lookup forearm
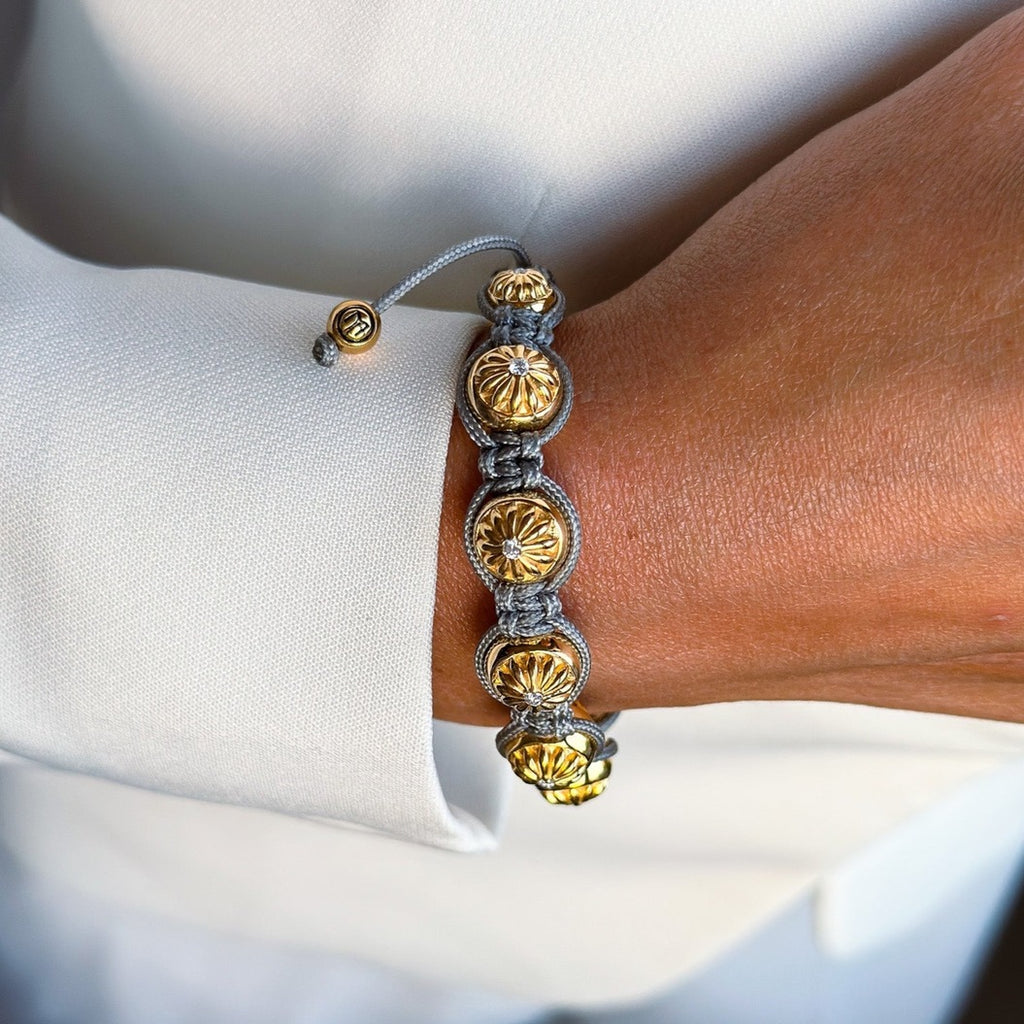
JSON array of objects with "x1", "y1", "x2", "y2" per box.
[
  {"x1": 432, "y1": 7, "x2": 1024, "y2": 726},
  {"x1": 433, "y1": 308, "x2": 1024, "y2": 728},
  {"x1": 432, "y1": 301, "x2": 1024, "y2": 726}
]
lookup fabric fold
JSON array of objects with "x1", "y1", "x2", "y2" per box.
[{"x1": 0, "y1": 216, "x2": 506, "y2": 850}]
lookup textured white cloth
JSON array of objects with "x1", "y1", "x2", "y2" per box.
[
  {"x1": 1, "y1": 838, "x2": 1021, "y2": 1024},
  {"x1": 0, "y1": 216, "x2": 497, "y2": 850},
  {"x1": 3, "y1": 0, "x2": 1024, "y2": 1015}
]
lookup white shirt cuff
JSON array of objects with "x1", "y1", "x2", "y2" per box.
[{"x1": 0, "y1": 216, "x2": 506, "y2": 850}]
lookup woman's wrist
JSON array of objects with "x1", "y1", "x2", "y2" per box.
[
  {"x1": 434, "y1": 8, "x2": 1024, "y2": 727},
  {"x1": 434, "y1": 279, "x2": 1024, "y2": 727},
  {"x1": 430, "y1": 301, "x2": 737, "y2": 725}
]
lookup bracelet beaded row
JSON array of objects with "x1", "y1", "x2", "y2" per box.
[
  {"x1": 313, "y1": 238, "x2": 617, "y2": 805},
  {"x1": 456, "y1": 267, "x2": 617, "y2": 804}
]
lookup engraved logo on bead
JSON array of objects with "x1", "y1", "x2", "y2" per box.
[
  {"x1": 491, "y1": 647, "x2": 578, "y2": 711},
  {"x1": 327, "y1": 299, "x2": 381, "y2": 353},
  {"x1": 467, "y1": 344, "x2": 562, "y2": 431},
  {"x1": 486, "y1": 268, "x2": 555, "y2": 312},
  {"x1": 472, "y1": 493, "x2": 568, "y2": 583}
]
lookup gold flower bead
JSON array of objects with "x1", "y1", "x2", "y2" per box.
[
  {"x1": 501, "y1": 730, "x2": 599, "y2": 789},
  {"x1": 486, "y1": 268, "x2": 556, "y2": 312},
  {"x1": 467, "y1": 344, "x2": 563, "y2": 431},
  {"x1": 541, "y1": 758, "x2": 612, "y2": 805},
  {"x1": 472, "y1": 493, "x2": 568, "y2": 584},
  {"x1": 485, "y1": 635, "x2": 580, "y2": 712}
]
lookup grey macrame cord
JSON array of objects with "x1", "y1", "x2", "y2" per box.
[{"x1": 314, "y1": 234, "x2": 616, "y2": 759}]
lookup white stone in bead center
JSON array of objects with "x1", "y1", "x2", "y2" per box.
[
  {"x1": 507, "y1": 357, "x2": 531, "y2": 376},
  {"x1": 502, "y1": 538, "x2": 524, "y2": 560}
]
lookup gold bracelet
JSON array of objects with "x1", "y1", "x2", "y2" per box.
[{"x1": 314, "y1": 236, "x2": 618, "y2": 805}]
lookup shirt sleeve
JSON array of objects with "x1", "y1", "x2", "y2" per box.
[{"x1": 0, "y1": 214, "x2": 510, "y2": 850}]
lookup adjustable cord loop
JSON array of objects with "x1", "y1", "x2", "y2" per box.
[
  {"x1": 313, "y1": 235, "x2": 533, "y2": 363},
  {"x1": 374, "y1": 236, "x2": 531, "y2": 314}
]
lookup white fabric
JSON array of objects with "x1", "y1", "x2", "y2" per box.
[
  {"x1": 819, "y1": 755, "x2": 1024, "y2": 959},
  {"x1": 0, "y1": 216, "x2": 498, "y2": 850},
  {"x1": 5, "y1": 707, "x2": 1024, "y2": 1008},
  {"x1": 2, "y1": 838, "x2": 1020, "y2": 1024},
  {"x1": 3, "y1": 0, "x2": 1024, "y2": 1014}
]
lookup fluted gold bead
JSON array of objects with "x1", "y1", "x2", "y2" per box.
[
  {"x1": 486, "y1": 268, "x2": 556, "y2": 312},
  {"x1": 502, "y1": 730, "x2": 599, "y2": 788},
  {"x1": 541, "y1": 757, "x2": 612, "y2": 805},
  {"x1": 472, "y1": 493, "x2": 568, "y2": 584},
  {"x1": 326, "y1": 299, "x2": 381, "y2": 353},
  {"x1": 484, "y1": 633, "x2": 582, "y2": 712},
  {"x1": 570, "y1": 701, "x2": 595, "y2": 722},
  {"x1": 467, "y1": 344, "x2": 563, "y2": 431}
]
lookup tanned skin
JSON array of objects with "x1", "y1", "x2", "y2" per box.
[{"x1": 433, "y1": 9, "x2": 1024, "y2": 726}]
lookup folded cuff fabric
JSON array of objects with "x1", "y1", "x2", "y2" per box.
[{"x1": 0, "y1": 216, "x2": 505, "y2": 851}]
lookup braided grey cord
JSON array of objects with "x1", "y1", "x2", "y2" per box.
[
  {"x1": 316, "y1": 234, "x2": 617, "y2": 775},
  {"x1": 373, "y1": 236, "x2": 531, "y2": 313},
  {"x1": 457, "y1": 297, "x2": 579, "y2": 630},
  {"x1": 456, "y1": 276, "x2": 617, "y2": 757}
]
